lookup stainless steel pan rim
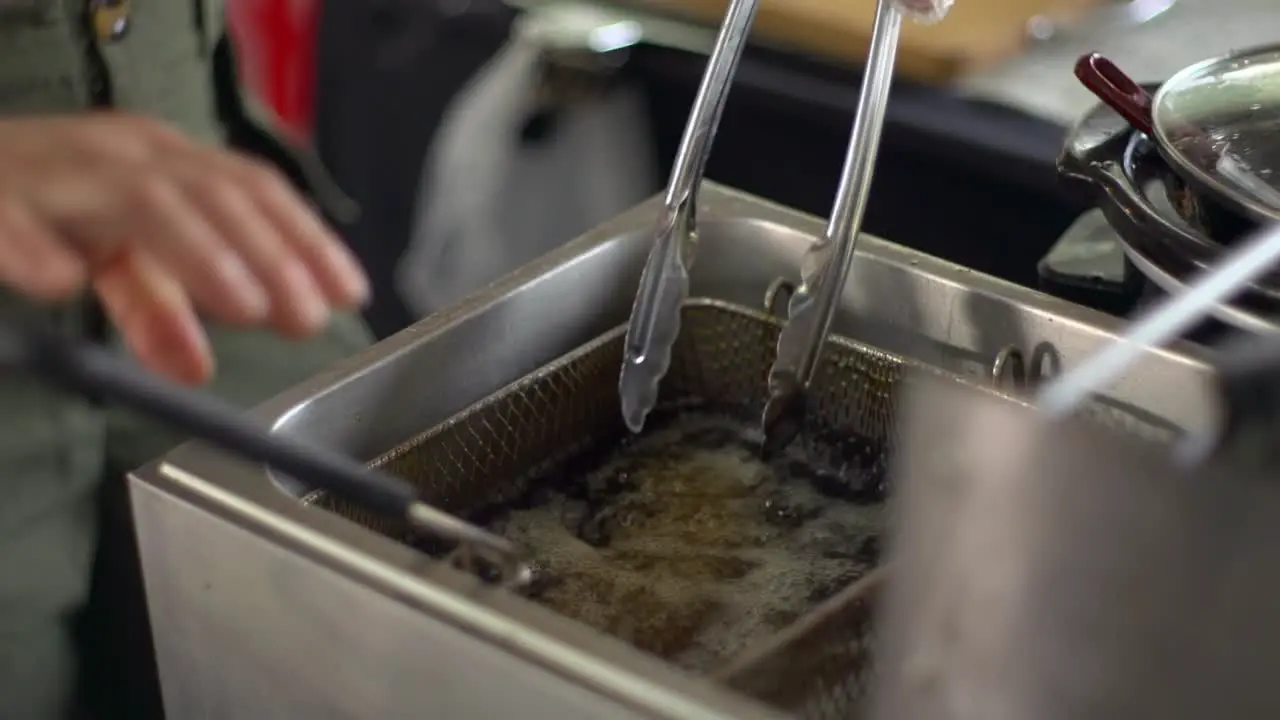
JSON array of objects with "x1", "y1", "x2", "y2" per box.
[
  {"x1": 1059, "y1": 79, "x2": 1280, "y2": 328},
  {"x1": 1119, "y1": 234, "x2": 1280, "y2": 334},
  {"x1": 1150, "y1": 43, "x2": 1280, "y2": 225}
]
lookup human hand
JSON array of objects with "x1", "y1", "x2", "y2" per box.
[{"x1": 0, "y1": 114, "x2": 369, "y2": 386}]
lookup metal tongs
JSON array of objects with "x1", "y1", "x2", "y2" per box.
[
  {"x1": 620, "y1": 0, "x2": 953, "y2": 440},
  {"x1": 618, "y1": 0, "x2": 761, "y2": 433},
  {"x1": 762, "y1": 0, "x2": 952, "y2": 453}
]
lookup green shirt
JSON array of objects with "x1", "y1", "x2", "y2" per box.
[
  {"x1": 0, "y1": 0, "x2": 354, "y2": 218},
  {"x1": 0, "y1": 0, "x2": 223, "y2": 140}
]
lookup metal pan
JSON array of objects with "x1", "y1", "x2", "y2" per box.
[
  {"x1": 1076, "y1": 47, "x2": 1280, "y2": 229},
  {"x1": 871, "y1": 376, "x2": 1280, "y2": 720},
  {"x1": 1057, "y1": 83, "x2": 1280, "y2": 331},
  {"x1": 1057, "y1": 87, "x2": 1254, "y2": 280},
  {"x1": 1072, "y1": 58, "x2": 1255, "y2": 248}
]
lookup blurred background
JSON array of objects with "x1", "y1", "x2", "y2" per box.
[{"x1": 292, "y1": 0, "x2": 1279, "y2": 338}]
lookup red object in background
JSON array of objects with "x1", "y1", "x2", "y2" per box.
[{"x1": 226, "y1": 0, "x2": 322, "y2": 147}]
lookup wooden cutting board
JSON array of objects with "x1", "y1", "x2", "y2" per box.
[{"x1": 616, "y1": 0, "x2": 1104, "y2": 83}]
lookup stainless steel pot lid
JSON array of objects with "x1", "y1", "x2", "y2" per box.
[
  {"x1": 1154, "y1": 46, "x2": 1280, "y2": 224},
  {"x1": 1077, "y1": 46, "x2": 1280, "y2": 225}
]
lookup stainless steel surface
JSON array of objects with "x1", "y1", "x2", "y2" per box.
[
  {"x1": 314, "y1": 298, "x2": 919, "y2": 536},
  {"x1": 133, "y1": 184, "x2": 1217, "y2": 718},
  {"x1": 764, "y1": 0, "x2": 904, "y2": 448},
  {"x1": 1117, "y1": 219, "x2": 1280, "y2": 333},
  {"x1": 1153, "y1": 44, "x2": 1280, "y2": 224},
  {"x1": 1041, "y1": 221, "x2": 1280, "y2": 419},
  {"x1": 873, "y1": 376, "x2": 1280, "y2": 720},
  {"x1": 405, "y1": 500, "x2": 532, "y2": 585},
  {"x1": 131, "y1": 476, "x2": 661, "y2": 720},
  {"x1": 619, "y1": 0, "x2": 759, "y2": 433},
  {"x1": 1056, "y1": 87, "x2": 1280, "y2": 322},
  {"x1": 307, "y1": 297, "x2": 1023, "y2": 716},
  {"x1": 990, "y1": 344, "x2": 1039, "y2": 390}
]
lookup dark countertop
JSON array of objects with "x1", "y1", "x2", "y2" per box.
[
  {"x1": 643, "y1": 42, "x2": 1073, "y2": 197},
  {"x1": 636, "y1": 42, "x2": 1084, "y2": 290}
]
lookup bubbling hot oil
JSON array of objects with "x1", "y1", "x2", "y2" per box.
[{"x1": 466, "y1": 413, "x2": 885, "y2": 673}]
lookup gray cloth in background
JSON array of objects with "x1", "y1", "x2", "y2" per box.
[{"x1": 398, "y1": 30, "x2": 656, "y2": 318}]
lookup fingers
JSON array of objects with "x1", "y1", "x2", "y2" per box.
[
  {"x1": 7, "y1": 113, "x2": 370, "y2": 347},
  {"x1": 169, "y1": 159, "x2": 333, "y2": 338},
  {"x1": 0, "y1": 201, "x2": 215, "y2": 386},
  {"x1": 118, "y1": 175, "x2": 273, "y2": 325},
  {"x1": 38, "y1": 148, "x2": 369, "y2": 338},
  {"x1": 163, "y1": 149, "x2": 370, "y2": 338},
  {"x1": 201, "y1": 152, "x2": 369, "y2": 306},
  {"x1": 93, "y1": 249, "x2": 214, "y2": 387},
  {"x1": 0, "y1": 199, "x2": 86, "y2": 300},
  {"x1": 30, "y1": 170, "x2": 273, "y2": 327},
  {"x1": 67, "y1": 112, "x2": 193, "y2": 164}
]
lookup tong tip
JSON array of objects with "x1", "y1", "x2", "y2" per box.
[
  {"x1": 619, "y1": 357, "x2": 662, "y2": 434},
  {"x1": 760, "y1": 385, "x2": 806, "y2": 458}
]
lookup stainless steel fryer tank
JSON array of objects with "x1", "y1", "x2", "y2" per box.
[
  {"x1": 129, "y1": 184, "x2": 1217, "y2": 719},
  {"x1": 305, "y1": 298, "x2": 1029, "y2": 716}
]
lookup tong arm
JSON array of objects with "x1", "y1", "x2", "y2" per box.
[
  {"x1": 762, "y1": 0, "x2": 905, "y2": 452},
  {"x1": 619, "y1": 0, "x2": 761, "y2": 433}
]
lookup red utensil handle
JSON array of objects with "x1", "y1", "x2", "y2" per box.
[{"x1": 1074, "y1": 52, "x2": 1156, "y2": 137}]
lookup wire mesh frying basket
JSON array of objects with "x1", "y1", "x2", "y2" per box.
[
  {"x1": 302, "y1": 298, "x2": 1026, "y2": 716},
  {"x1": 716, "y1": 565, "x2": 887, "y2": 718}
]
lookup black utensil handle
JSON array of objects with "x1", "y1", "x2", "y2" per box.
[{"x1": 0, "y1": 318, "x2": 418, "y2": 518}]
